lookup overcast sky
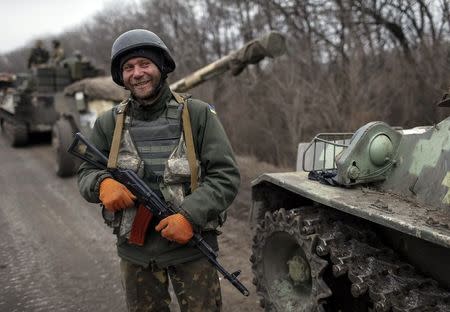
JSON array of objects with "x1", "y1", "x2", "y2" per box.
[{"x1": 0, "y1": 0, "x2": 138, "y2": 53}]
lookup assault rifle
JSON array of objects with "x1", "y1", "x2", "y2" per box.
[{"x1": 68, "y1": 132, "x2": 250, "y2": 296}]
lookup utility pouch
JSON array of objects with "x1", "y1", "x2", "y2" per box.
[
  {"x1": 101, "y1": 204, "x2": 122, "y2": 235},
  {"x1": 171, "y1": 91, "x2": 199, "y2": 191},
  {"x1": 101, "y1": 204, "x2": 137, "y2": 238},
  {"x1": 163, "y1": 135, "x2": 193, "y2": 184}
]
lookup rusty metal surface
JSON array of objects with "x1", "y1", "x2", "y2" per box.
[{"x1": 252, "y1": 171, "x2": 450, "y2": 248}]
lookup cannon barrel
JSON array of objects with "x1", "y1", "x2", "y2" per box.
[{"x1": 170, "y1": 31, "x2": 286, "y2": 92}]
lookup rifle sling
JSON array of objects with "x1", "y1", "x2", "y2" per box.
[
  {"x1": 107, "y1": 103, "x2": 126, "y2": 169},
  {"x1": 172, "y1": 91, "x2": 199, "y2": 191}
]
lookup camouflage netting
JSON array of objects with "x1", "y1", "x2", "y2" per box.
[{"x1": 64, "y1": 76, "x2": 129, "y2": 102}]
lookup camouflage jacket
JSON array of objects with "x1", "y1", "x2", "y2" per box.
[{"x1": 77, "y1": 84, "x2": 240, "y2": 267}]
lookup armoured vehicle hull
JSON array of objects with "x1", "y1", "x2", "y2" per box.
[
  {"x1": 0, "y1": 93, "x2": 58, "y2": 146},
  {"x1": 250, "y1": 117, "x2": 450, "y2": 311},
  {"x1": 0, "y1": 60, "x2": 103, "y2": 149},
  {"x1": 0, "y1": 72, "x2": 58, "y2": 146}
]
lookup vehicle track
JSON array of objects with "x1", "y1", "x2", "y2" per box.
[{"x1": 252, "y1": 206, "x2": 450, "y2": 311}]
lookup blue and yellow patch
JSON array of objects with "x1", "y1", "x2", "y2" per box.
[{"x1": 208, "y1": 104, "x2": 217, "y2": 115}]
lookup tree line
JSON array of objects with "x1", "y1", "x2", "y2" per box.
[{"x1": 1, "y1": 0, "x2": 449, "y2": 166}]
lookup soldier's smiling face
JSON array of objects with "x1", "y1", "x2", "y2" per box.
[{"x1": 122, "y1": 57, "x2": 161, "y2": 100}]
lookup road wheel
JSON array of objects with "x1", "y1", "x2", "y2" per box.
[
  {"x1": 251, "y1": 207, "x2": 332, "y2": 311},
  {"x1": 1, "y1": 118, "x2": 29, "y2": 147},
  {"x1": 52, "y1": 118, "x2": 79, "y2": 177}
]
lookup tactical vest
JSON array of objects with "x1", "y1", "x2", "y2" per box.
[
  {"x1": 125, "y1": 99, "x2": 182, "y2": 181},
  {"x1": 111, "y1": 97, "x2": 222, "y2": 240}
]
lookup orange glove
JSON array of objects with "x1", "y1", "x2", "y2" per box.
[
  {"x1": 99, "y1": 178, "x2": 136, "y2": 212},
  {"x1": 155, "y1": 213, "x2": 194, "y2": 244}
]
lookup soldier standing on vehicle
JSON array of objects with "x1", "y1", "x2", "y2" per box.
[
  {"x1": 77, "y1": 29, "x2": 240, "y2": 311},
  {"x1": 27, "y1": 40, "x2": 49, "y2": 69},
  {"x1": 50, "y1": 39, "x2": 65, "y2": 65}
]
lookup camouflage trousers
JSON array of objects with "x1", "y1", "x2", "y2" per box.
[{"x1": 120, "y1": 257, "x2": 222, "y2": 312}]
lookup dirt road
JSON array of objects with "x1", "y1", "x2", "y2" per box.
[{"x1": 0, "y1": 135, "x2": 263, "y2": 312}]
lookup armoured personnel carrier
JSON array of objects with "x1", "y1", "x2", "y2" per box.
[
  {"x1": 250, "y1": 96, "x2": 450, "y2": 311},
  {"x1": 0, "y1": 73, "x2": 31, "y2": 146},
  {"x1": 54, "y1": 31, "x2": 286, "y2": 177},
  {"x1": 0, "y1": 57, "x2": 103, "y2": 148}
]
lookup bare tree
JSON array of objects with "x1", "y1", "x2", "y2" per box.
[{"x1": 1, "y1": 0, "x2": 449, "y2": 166}]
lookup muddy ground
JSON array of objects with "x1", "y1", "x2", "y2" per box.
[{"x1": 0, "y1": 134, "x2": 284, "y2": 311}]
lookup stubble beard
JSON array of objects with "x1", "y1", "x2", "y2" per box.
[{"x1": 131, "y1": 76, "x2": 161, "y2": 102}]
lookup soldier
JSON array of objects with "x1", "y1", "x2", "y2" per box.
[
  {"x1": 77, "y1": 29, "x2": 240, "y2": 311},
  {"x1": 27, "y1": 40, "x2": 49, "y2": 69},
  {"x1": 50, "y1": 39, "x2": 65, "y2": 65}
]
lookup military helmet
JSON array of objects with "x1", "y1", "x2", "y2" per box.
[{"x1": 111, "y1": 29, "x2": 176, "y2": 86}]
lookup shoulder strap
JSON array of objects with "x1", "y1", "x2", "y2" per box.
[
  {"x1": 107, "y1": 100, "x2": 128, "y2": 169},
  {"x1": 172, "y1": 91, "x2": 199, "y2": 191}
]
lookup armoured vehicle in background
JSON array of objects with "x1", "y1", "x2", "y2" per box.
[
  {"x1": 53, "y1": 31, "x2": 286, "y2": 177},
  {"x1": 0, "y1": 57, "x2": 103, "y2": 148},
  {"x1": 52, "y1": 76, "x2": 127, "y2": 176},
  {"x1": 250, "y1": 100, "x2": 450, "y2": 311}
]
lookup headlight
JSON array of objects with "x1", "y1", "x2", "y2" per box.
[{"x1": 369, "y1": 134, "x2": 393, "y2": 166}]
